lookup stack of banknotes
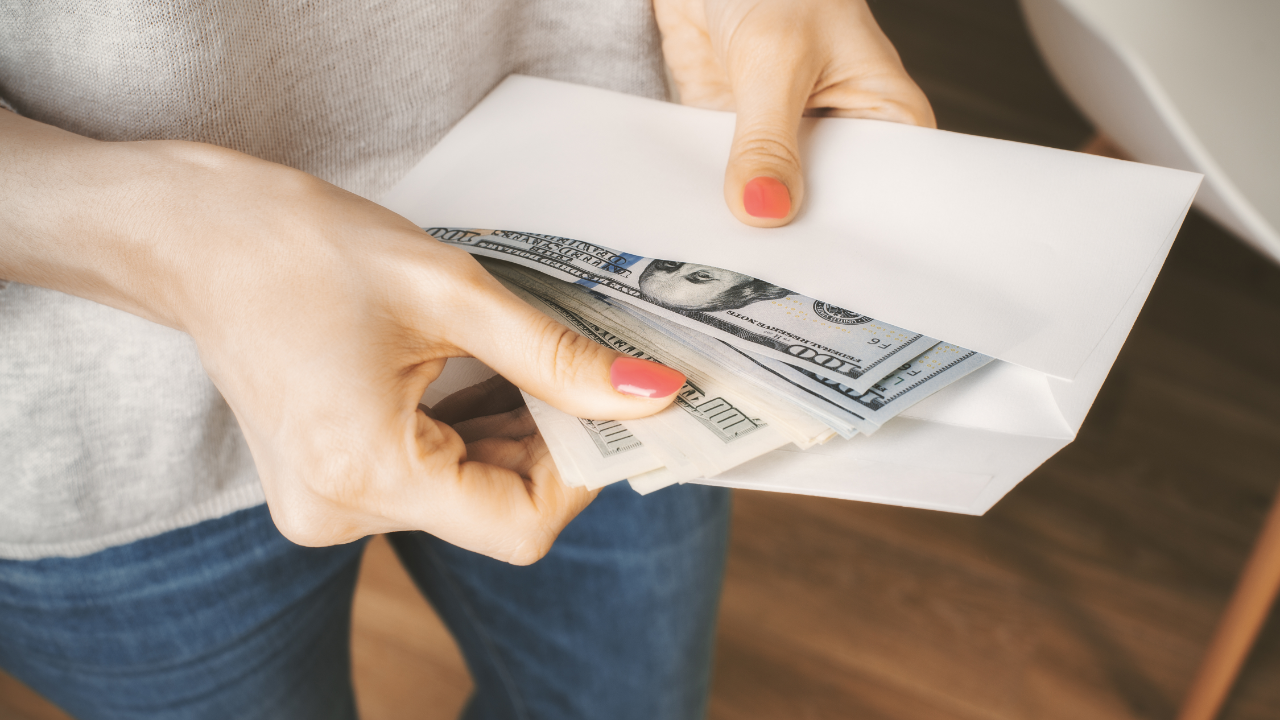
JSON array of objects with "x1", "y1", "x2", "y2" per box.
[{"x1": 426, "y1": 227, "x2": 994, "y2": 495}]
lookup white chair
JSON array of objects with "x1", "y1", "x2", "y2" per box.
[
  {"x1": 1019, "y1": 0, "x2": 1280, "y2": 264},
  {"x1": 1018, "y1": 3, "x2": 1280, "y2": 719}
]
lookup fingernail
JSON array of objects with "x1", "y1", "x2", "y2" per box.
[
  {"x1": 743, "y1": 177, "x2": 791, "y2": 218},
  {"x1": 610, "y1": 357, "x2": 685, "y2": 398}
]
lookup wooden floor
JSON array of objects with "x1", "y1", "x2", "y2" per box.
[{"x1": 4, "y1": 1, "x2": 1280, "y2": 718}]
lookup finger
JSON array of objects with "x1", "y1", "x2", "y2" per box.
[
  {"x1": 450, "y1": 269, "x2": 686, "y2": 422},
  {"x1": 804, "y1": 2, "x2": 937, "y2": 129},
  {"x1": 431, "y1": 374, "x2": 525, "y2": 426},
  {"x1": 465, "y1": 433, "x2": 542, "y2": 474},
  {"x1": 477, "y1": 432, "x2": 598, "y2": 565},
  {"x1": 427, "y1": 436, "x2": 598, "y2": 565},
  {"x1": 653, "y1": 0, "x2": 734, "y2": 110},
  {"x1": 811, "y1": 76, "x2": 936, "y2": 128},
  {"x1": 498, "y1": 434, "x2": 598, "y2": 565},
  {"x1": 721, "y1": 27, "x2": 819, "y2": 228},
  {"x1": 453, "y1": 405, "x2": 537, "y2": 444}
]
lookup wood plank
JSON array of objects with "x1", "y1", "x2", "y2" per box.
[
  {"x1": 351, "y1": 536, "x2": 471, "y2": 720},
  {"x1": 0, "y1": 674, "x2": 70, "y2": 720}
]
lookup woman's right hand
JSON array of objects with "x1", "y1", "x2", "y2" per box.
[{"x1": 0, "y1": 112, "x2": 685, "y2": 564}]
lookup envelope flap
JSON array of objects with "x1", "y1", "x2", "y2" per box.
[{"x1": 379, "y1": 75, "x2": 1201, "y2": 380}]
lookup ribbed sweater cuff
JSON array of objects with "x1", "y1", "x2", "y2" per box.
[{"x1": 0, "y1": 483, "x2": 268, "y2": 561}]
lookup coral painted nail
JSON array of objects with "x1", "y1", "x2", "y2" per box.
[
  {"x1": 743, "y1": 177, "x2": 791, "y2": 218},
  {"x1": 610, "y1": 357, "x2": 685, "y2": 398}
]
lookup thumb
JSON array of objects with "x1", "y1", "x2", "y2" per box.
[
  {"x1": 723, "y1": 41, "x2": 818, "y2": 228},
  {"x1": 451, "y1": 274, "x2": 686, "y2": 420}
]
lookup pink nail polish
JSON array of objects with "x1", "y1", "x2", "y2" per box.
[
  {"x1": 743, "y1": 177, "x2": 791, "y2": 218},
  {"x1": 610, "y1": 357, "x2": 685, "y2": 398}
]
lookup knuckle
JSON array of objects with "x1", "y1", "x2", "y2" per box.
[
  {"x1": 496, "y1": 483, "x2": 568, "y2": 566},
  {"x1": 905, "y1": 99, "x2": 937, "y2": 129},
  {"x1": 435, "y1": 252, "x2": 494, "y2": 298},
  {"x1": 733, "y1": 129, "x2": 801, "y2": 170},
  {"x1": 263, "y1": 432, "x2": 381, "y2": 548},
  {"x1": 272, "y1": 511, "x2": 326, "y2": 547},
  {"x1": 852, "y1": 78, "x2": 936, "y2": 129},
  {"x1": 517, "y1": 432, "x2": 542, "y2": 462},
  {"x1": 414, "y1": 239, "x2": 488, "y2": 287},
  {"x1": 873, "y1": 95, "x2": 933, "y2": 128},
  {"x1": 267, "y1": 495, "x2": 351, "y2": 547},
  {"x1": 534, "y1": 322, "x2": 602, "y2": 389},
  {"x1": 503, "y1": 533, "x2": 555, "y2": 566},
  {"x1": 417, "y1": 412, "x2": 466, "y2": 459}
]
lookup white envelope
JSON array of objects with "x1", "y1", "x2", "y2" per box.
[{"x1": 378, "y1": 75, "x2": 1201, "y2": 515}]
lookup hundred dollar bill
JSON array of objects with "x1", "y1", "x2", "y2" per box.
[
  {"x1": 520, "y1": 392, "x2": 663, "y2": 489},
  {"x1": 749, "y1": 342, "x2": 993, "y2": 434},
  {"x1": 427, "y1": 227, "x2": 937, "y2": 393},
  {"x1": 627, "y1": 381, "x2": 785, "y2": 480},
  {"x1": 604, "y1": 297, "x2": 993, "y2": 436},
  {"x1": 605, "y1": 299, "x2": 861, "y2": 438},
  {"x1": 482, "y1": 259, "x2": 835, "y2": 449},
  {"x1": 496, "y1": 275, "x2": 794, "y2": 488}
]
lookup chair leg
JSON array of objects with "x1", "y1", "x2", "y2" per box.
[
  {"x1": 1077, "y1": 133, "x2": 1130, "y2": 160},
  {"x1": 1177, "y1": 487, "x2": 1280, "y2": 720}
]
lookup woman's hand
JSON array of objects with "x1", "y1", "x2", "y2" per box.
[
  {"x1": 420, "y1": 376, "x2": 571, "y2": 560},
  {"x1": 654, "y1": 0, "x2": 935, "y2": 226},
  {"x1": 0, "y1": 112, "x2": 685, "y2": 564}
]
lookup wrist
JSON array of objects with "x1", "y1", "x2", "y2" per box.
[
  {"x1": 102, "y1": 138, "x2": 258, "y2": 332},
  {"x1": 0, "y1": 112, "x2": 196, "y2": 328}
]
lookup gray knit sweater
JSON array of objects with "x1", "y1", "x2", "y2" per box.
[{"x1": 0, "y1": 0, "x2": 667, "y2": 559}]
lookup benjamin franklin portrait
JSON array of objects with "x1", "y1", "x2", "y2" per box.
[{"x1": 636, "y1": 260, "x2": 794, "y2": 313}]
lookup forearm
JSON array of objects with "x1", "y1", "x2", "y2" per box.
[{"x1": 0, "y1": 110, "x2": 209, "y2": 329}]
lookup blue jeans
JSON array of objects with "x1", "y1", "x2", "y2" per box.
[{"x1": 0, "y1": 483, "x2": 731, "y2": 720}]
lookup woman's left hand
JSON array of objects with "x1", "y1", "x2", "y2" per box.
[{"x1": 654, "y1": 0, "x2": 935, "y2": 227}]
